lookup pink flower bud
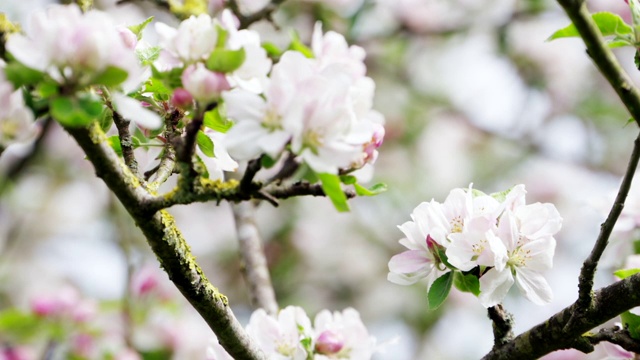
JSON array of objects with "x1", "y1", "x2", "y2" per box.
[
  {"x1": 131, "y1": 266, "x2": 161, "y2": 297},
  {"x1": 181, "y1": 63, "x2": 230, "y2": 103},
  {"x1": 117, "y1": 26, "x2": 138, "y2": 50},
  {"x1": 30, "y1": 297, "x2": 61, "y2": 317},
  {"x1": 315, "y1": 330, "x2": 344, "y2": 355},
  {"x1": 171, "y1": 88, "x2": 194, "y2": 109},
  {"x1": 2, "y1": 346, "x2": 33, "y2": 360}
]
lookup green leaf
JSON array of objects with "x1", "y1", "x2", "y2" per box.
[
  {"x1": 144, "y1": 76, "x2": 171, "y2": 101},
  {"x1": 427, "y1": 271, "x2": 453, "y2": 310},
  {"x1": 354, "y1": 182, "x2": 388, "y2": 196},
  {"x1": 92, "y1": 66, "x2": 129, "y2": 87},
  {"x1": 622, "y1": 311, "x2": 640, "y2": 339},
  {"x1": 151, "y1": 65, "x2": 184, "y2": 91},
  {"x1": 36, "y1": 81, "x2": 59, "y2": 99},
  {"x1": 50, "y1": 95, "x2": 103, "y2": 127},
  {"x1": 340, "y1": 175, "x2": 357, "y2": 185},
  {"x1": 318, "y1": 173, "x2": 350, "y2": 212},
  {"x1": 607, "y1": 38, "x2": 634, "y2": 48},
  {"x1": 614, "y1": 268, "x2": 640, "y2": 279},
  {"x1": 99, "y1": 107, "x2": 114, "y2": 132},
  {"x1": 261, "y1": 155, "x2": 277, "y2": 168},
  {"x1": 139, "y1": 349, "x2": 173, "y2": 360},
  {"x1": 203, "y1": 108, "x2": 233, "y2": 133},
  {"x1": 3, "y1": 61, "x2": 45, "y2": 88},
  {"x1": 128, "y1": 16, "x2": 154, "y2": 40},
  {"x1": 288, "y1": 31, "x2": 314, "y2": 58},
  {"x1": 453, "y1": 271, "x2": 481, "y2": 296},
  {"x1": 197, "y1": 131, "x2": 215, "y2": 157},
  {"x1": 262, "y1": 42, "x2": 282, "y2": 57},
  {"x1": 0, "y1": 309, "x2": 41, "y2": 341},
  {"x1": 137, "y1": 46, "x2": 162, "y2": 66},
  {"x1": 107, "y1": 135, "x2": 123, "y2": 156},
  {"x1": 548, "y1": 12, "x2": 633, "y2": 41},
  {"x1": 205, "y1": 48, "x2": 246, "y2": 73},
  {"x1": 215, "y1": 25, "x2": 229, "y2": 49}
]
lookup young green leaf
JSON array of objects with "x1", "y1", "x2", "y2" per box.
[
  {"x1": 3, "y1": 61, "x2": 45, "y2": 88},
  {"x1": 622, "y1": 311, "x2": 640, "y2": 339},
  {"x1": 107, "y1": 135, "x2": 123, "y2": 156},
  {"x1": 203, "y1": 108, "x2": 233, "y2": 133},
  {"x1": 197, "y1": 131, "x2": 215, "y2": 157},
  {"x1": 428, "y1": 271, "x2": 453, "y2": 310},
  {"x1": 289, "y1": 31, "x2": 314, "y2": 58},
  {"x1": 0, "y1": 309, "x2": 42, "y2": 341},
  {"x1": 261, "y1": 154, "x2": 277, "y2": 168},
  {"x1": 548, "y1": 12, "x2": 632, "y2": 41},
  {"x1": 128, "y1": 16, "x2": 154, "y2": 40},
  {"x1": 137, "y1": 46, "x2": 162, "y2": 66},
  {"x1": 206, "y1": 48, "x2": 246, "y2": 73},
  {"x1": 92, "y1": 66, "x2": 129, "y2": 87},
  {"x1": 354, "y1": 182, "x2": 388, "y2": 196},
  {"x1": 453, "y1": 271, "x2": 481, "y2": 296},
  {"x1": 262, "y1": 42, "x2": 283, "y2": 58},
  {"x1": 614, "y1": 268, "x2": 640, "y2": 279},
  {"x1": 339, "y1": 175, "x2": 357, "y2": 185},
  {"x1": 319, "y1": 173, "x2": 350, "y2": 212}
]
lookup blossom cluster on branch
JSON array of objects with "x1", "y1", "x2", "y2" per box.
[{"x1": 388, "y1": 184, "x2": 563, "y2": 308}]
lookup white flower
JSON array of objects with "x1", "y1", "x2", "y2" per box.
[
  {"x1": 6, "y1": 4, "x2": 140, "y2": 88},
  {"x1": 387, "y1": 201, "x2": 450, "y2": 288},
  {"x1": 197, "y1": 130, "x2": 239, "y2": 180},
  {"x1": 312, "y1": 22, "x2": 366, "y2": 80},
  {"x1": 246, "y1": 306, "x2": 311, "y2": 360},
  {"x1": 111, "y1": 92, "x2": 162, "y2": 130},
  {"x1": 479, "y1": 206, "x2": 561, "y2": 307},
  {"x1": 312, "y1": 308, "x2": 376, "y2": 360},
  {"x1": 181, "y1": 63, "x2": 230, "y2": 103},
  {"x1": 205, "y1": 337, "x2": 233, "y2": 360},
  {"x1": 0, "y1": 78, "x2": 35, "y2": 148},
  {"x1": 220, "y1": 10, "x2": 272, "y2": 94},
  {"x1": 446, "y1": 216, "x2": 507, "y2": 272},
  {"x1": 155, "y1": 14, "x2": 218, "y2": 67}
]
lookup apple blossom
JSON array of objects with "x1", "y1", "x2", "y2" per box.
[
  {"x1": 245, "y1": 306, "x2": 312, "y2": 359},
  {"x1": 312, "y1": 308, "x2": 377, "y2": 360},
  {"x1": 155, "y1": 14, "x2": 218, "y2": 67},
  {"x1": 197, "y1": 130, "x2": 239, "y2": 180},
  {"x1": 181, "y1": 63, "x2": 230, "y2": 103},
  {"x1": 6, "y1": 4, "x2": 140, "y2": 88},
  {"x1": 0, "y1": 75, "x2": 35, "y2": 148}
]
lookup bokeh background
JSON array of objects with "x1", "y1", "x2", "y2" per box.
[{"x1": 2, "y1": 0, "x2": 640, "y2": 358}]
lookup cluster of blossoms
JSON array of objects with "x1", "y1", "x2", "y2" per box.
[
  {"x1": 222, "y1": 22, "x2": 384, "y2": 175},
  {"x1": 207, "y1": 306, "x2": 377, "y2": 360},
  {"x1": 388, "y1": 184, "x2": 562, "y2": 307}
]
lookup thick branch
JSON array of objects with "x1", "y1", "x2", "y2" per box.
[
  {"x1": 232, "y1": 202, "x2": 278, "y2": 315},
  {"x1": 482, "y1": 272, "x2": 640, "y2": 359},
  {"x1": 574, "y1": 131, "x2": 640, "y2": 311},
  {"x1": 555, "y1": 0, "x2": 640, "y2": 126},
  {"x1": 65, "y1": 122, "x2": 266, "y2": 360},
  {"x1": 587, "y1": 326, "x2": 640, "y2": 353},
  {"x1": 488, "y1": 304, "x2": 515, "y2": 348}
]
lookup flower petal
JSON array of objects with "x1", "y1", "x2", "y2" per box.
[
  {"x1": 479, "y1": 267, "x2": 514, "y2": 308},
  {"x1": 514, "y1": 267, "x2": 553, "y2": 305}
]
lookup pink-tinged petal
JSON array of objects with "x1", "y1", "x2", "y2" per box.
[
  {"x1": 486, "y1": 231, "x2": 508, "y2": 272},
  {"x1": 521, "y1": 237, "x2": 556, "y2": 271},
  {"x1": 514, "y1": 267, "x2": 553, "y2": 305},
  {"x1": 397, "y1": 220, "x2": 426, "y2": 250},
  {"x1": 223, "y1": 89, "x2": 267, "y2": 123},
  {"x1": 388, "y1": 250, "x2": 432, "y2": 274},
  {"x1": 516, "y1": 203, "x2": 562, "y2": 239},
  {"x1": 112, "y1": 92, "x2": 162, "y2": 129},
  {"x1": 6, "y1": 35, "x2": 47, "y2": 71},
  {"x1": 479, "y1": 267, "x2": 514, "y2": 308},
  {"x1": 600, "y1": 341, "x2": 635, "y2": 359},
  {"x1": 387, "y1": 268, "x2": 431, "y2": 286},
  {"x1": 497, "y1": 211, "x2": 519, "y2": 251},
  {"x1": 446, "y1": 233, "x2": 478, "y2": 271}
]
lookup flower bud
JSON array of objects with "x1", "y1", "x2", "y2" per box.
[
  {"x1": 315, "y1": 330, "x2": 344, "y2": 355},
  {"x1": 181, "y1": 63, "x2": 231, "y2": 103},
  {"x1": 171, "y1": 88, "x2": 194, "y2": 109},
  {"x1": 117, "y1": 26, "x2": 137, "y2": 50}
]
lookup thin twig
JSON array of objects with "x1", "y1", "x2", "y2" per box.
[
  {"x1": 112, "y1": 109, "x2": 140, "y2": 177},
  {"x1": 0, "y1": 117, "x2": 53, "y2": 195},
  {"x1": 228, "y1": 0, "x2": 288, "y2": 29},
  {"x1": 232, "y1": 202, "x2": 279, "y2": 315},
  {"x1": 487, "y1": 304, "x2": 515, "y2": 348},
  {"x1": 266, "y1": 152, "x2": 299, "y2": 185}
]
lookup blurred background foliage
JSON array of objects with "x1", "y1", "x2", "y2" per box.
[{"x1": 1, "y1": 0, "x2": 639, "y2": 358}]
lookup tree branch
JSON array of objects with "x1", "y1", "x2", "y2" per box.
[
  {"x1": 483, "y1": 272, "x2": 640, "y2": 359},
  {"x1": 64, "y1": 122, "x2": 266, "y2": 359},
  {"x1": 112, "y1": 109, "x2": 140, "y2": 177},
  {"x1": 488, "y1": 304, "x2": 515, "y2": 348},
  {"x1": 572, "y1": 131, "x2": 640, "y2": 314},
  {"x1": 227, "y1": 0, "x2": 288, "y2": 29},
  {"x1": 232, "y1": 202, "x2": 279, "y2": 315},
  {"x1": 555, "y1": 0, "x2": 640, "y2": 126},
  {"x1": 586, "y1": 326, "x2": 640, "y2": 354}
]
